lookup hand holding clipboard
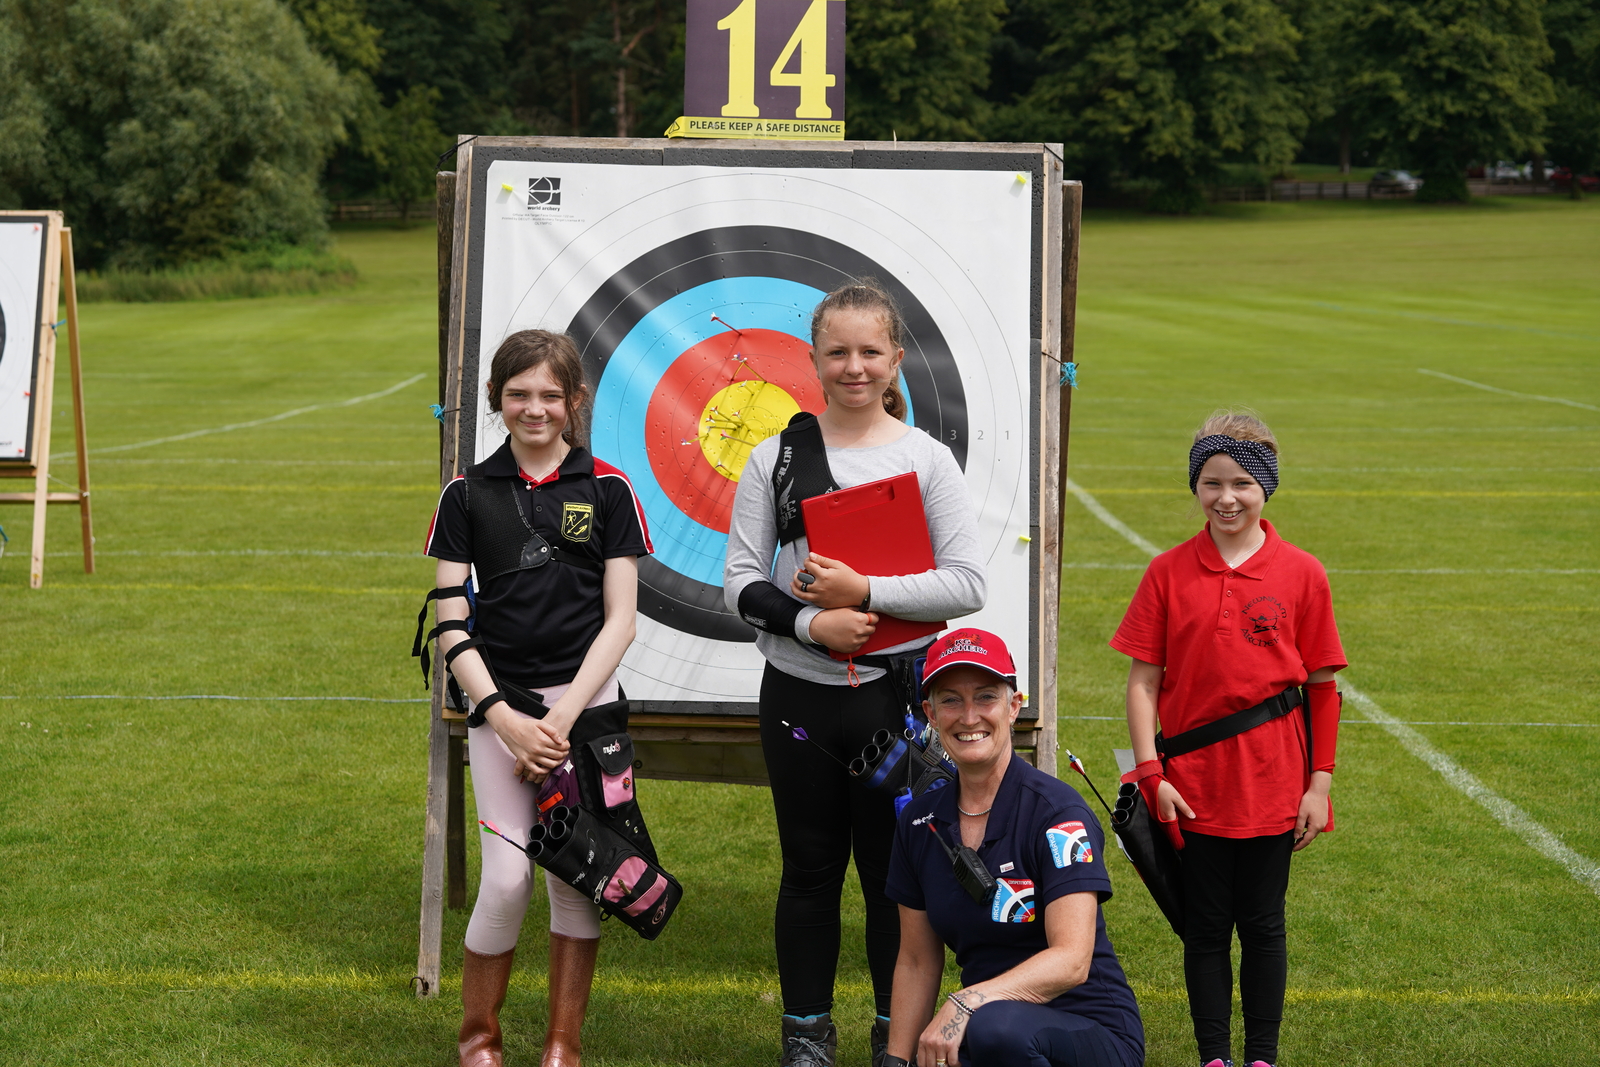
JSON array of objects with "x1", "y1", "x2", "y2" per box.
[{"x1": 792, "y1": 472, "x2": 945, "y2": 658}]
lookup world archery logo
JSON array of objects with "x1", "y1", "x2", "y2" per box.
[
  {"x1": 562, "y1": 502, "x2": 594, "y2": 542},
  {"x1": 1046, "y1": 821, "x2": 1094, "y2": 867},
  {"x1": 1241, "y1": 595, "x2": 1287, "y2": 647},
  {"x1": 527, "y1": 176, "x2": 561, "y2": 208},
  {"x1": 991, "y1": 877, "x2": 1036, "y2": 923}
]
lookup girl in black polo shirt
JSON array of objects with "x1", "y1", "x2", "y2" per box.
[{"x1": 426, "y1": 330, "x2": 652, "y2": 1067}]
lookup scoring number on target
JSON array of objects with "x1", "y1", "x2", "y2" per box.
[{"x1": 719, "y1": 0, "x2": 839, "y2": 119}]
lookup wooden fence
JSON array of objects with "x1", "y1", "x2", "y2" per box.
[{"x1": 329, "y1": 201, "x2": 419, "y2": 221}]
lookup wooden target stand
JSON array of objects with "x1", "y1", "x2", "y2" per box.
[
  {"x1": 414, "y1": 144, "x2": 1082, "y2": 997},
  {"x1": 0, "y1": 212, "x2": 94, "y2": 588}
]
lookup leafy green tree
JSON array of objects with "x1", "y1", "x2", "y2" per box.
[
  {"x1": 1543, "y1": 0, "x2": 1600, "y2": 190},
  {"x1": 366, "y1": 0, "x2": 513, "y2": 137},
  {"x1": 991, "y1": 0, "x2": 1304, "y2": 211},
  {"x1": 846, "y1": 0, "x2": 1006, "y2": 141},
  {"x1": 367, "y1": 84, "x2": 450, "y2": 217},
  {"x1": 0, "y1": 0, "x2": 351, "y2": 268},
  {"x1": 1323, "y1": 0, "x2": 1554, "y2": 201}
]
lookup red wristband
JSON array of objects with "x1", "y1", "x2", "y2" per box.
[
  {"x1": 1119, "y1": 758, "x2": 1164, "y2": 785},
  {"x1": 1307, "y1": 680, "x2": 1340, "y2": 773}
]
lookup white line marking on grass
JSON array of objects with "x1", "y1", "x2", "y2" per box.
[
  {"x1": 1343, "y1": 682, "x2": 1600, "y2": 897},
  {"x1": 1418, "y1": 369, "x2": 1599, "y2": 412},
  {"x1": 52, "y1": 374, "x2": 427, "y2": 459},
  {"x1": 1065, "y1": 479, "x2": 1163, "y2": 557},
  {"x1": 1, "y1": 694, "x2": 428, "y2": 703}
]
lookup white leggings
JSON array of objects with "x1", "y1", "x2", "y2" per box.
[{"x1": 462, "y1": 678, "x2": 616, "y2": 953}]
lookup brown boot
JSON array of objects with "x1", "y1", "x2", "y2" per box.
[
  {"x1": 459, "y1": 946, "x2": 516, "y2": 1067},
  {"x1": 541, "y1": 932, "x2": 599, "y2": 1067}
]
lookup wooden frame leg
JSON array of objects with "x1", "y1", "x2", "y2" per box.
[
  {"x1": 448, "y1": 731, "x2": 467, "y2": 909},
  {"x1": 29, "y1": 463, "x2": 48, "y2": 589},
  {"x1": 415, "y1": 706, "x2": 451, "y2": 998}
]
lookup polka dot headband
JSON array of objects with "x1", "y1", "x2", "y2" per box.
[{"x1": 1188, "y1": 435, "x2": 1279, "y2": 499}]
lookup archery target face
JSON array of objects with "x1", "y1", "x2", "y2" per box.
[
  {"x1": 474, "y1": 163, "x2": 1034, "y2": 706},
  {"x1": 0, "y1": 218, "x2": 48, "y2": 462}
]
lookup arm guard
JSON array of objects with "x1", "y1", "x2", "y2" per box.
[
  {"x1": 1307, "y1": 680, "x2": 1340, "y2": 773},
  {"x1": 737, "y1": 580, "x2": 804, "y2": 640}
]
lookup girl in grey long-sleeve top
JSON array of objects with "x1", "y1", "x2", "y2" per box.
[{"x1": 722, "y1": 280, "x2": 985, "y2": 1067}]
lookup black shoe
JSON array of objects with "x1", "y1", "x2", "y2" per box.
[
  {"x1": 780, "y1": 1014, "x2": 837, "y2": 1067},
  {"x1": 870, "y1": 1016, "x2": 891, "y2": 1067}
]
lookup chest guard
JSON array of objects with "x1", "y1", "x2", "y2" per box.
[
  {"x1": 463, "y1": 476, "x2": 602, "y2": 584},
  {"x1": 771, "y1": 412, "x2": 840, "y2": 546}
]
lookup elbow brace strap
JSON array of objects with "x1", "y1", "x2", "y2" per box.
[
  {"x1": 1307, "y1": 680, "x2": 1340, "y2": 773},
  {"x1": 737, "y1": 581, "x2": 804, "y2": 640},
  {"x1": 412, "y1": 585, "x2": 471, "y2": 685},
  {"x1": 442, "y1": 634, "x2": 485, "y2": 671}
]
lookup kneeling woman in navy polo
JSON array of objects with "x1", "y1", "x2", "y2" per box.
[{"x1": 884, "y1": 629, "x2": 1144, "y2": 1067}]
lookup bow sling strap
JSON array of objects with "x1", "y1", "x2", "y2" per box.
[
  {"x1": 771, "y1": 412, "x2": 840, "y2": 546},
  {"x1": 1155, "y1": 685, "x2": 1305, "y2": 760}
]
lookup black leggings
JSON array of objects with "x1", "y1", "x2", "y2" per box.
[
  {"x1": 758, "y1": 663, "x2": 902, "y2": 1017},
  {"x1": 1181, "y1": 830, "x2": 1294, "y2": 1065}
]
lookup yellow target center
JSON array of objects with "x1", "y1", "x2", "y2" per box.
[{"x1": 698, "y1": 380, "x2": 801, "y2": 481}]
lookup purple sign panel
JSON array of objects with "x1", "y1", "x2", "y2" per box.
[{"x1": 673, "y1": 0, "x2": 845, "y2": 139}]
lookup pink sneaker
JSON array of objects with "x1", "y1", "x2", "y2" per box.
[
  {"x1": 1201, "y1": 1060, "x2": 1233, "y2": 1067},
  {"x1": 1242, "y1": 1061, "x2": 1276, "y2": 1067}
]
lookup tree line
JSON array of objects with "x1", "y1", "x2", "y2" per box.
[{"x1": 1, "y1": 0, "x2": 1596, "y2": 267}]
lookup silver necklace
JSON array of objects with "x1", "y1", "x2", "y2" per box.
[{"x1": 958, "y1": 802, "x2": 993, "y2": 817}]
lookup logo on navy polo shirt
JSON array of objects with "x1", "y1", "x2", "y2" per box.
[
  {"x1": 1241, "y1": 595, "x2": 1287, "y2": 647},
  {"x1": 562, "y1": 502, "x2": 594, "y2": 542},
  {"x1": 1046, "y1": 821, "x2": 1094, "y2": 867},
  {"x1": 991, "y1": 877, "x2": 1035, "y2": 923}
]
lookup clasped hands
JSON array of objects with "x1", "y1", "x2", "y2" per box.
[
  {"x1": 489, "y1": 699, "x2": 582, "y2": 783},
  {"x1": 790, "y1": 552, "x2": 878, "y2": 654}
]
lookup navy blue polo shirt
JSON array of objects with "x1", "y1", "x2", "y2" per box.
[
  {"x1": 426, "y1": 439, "x2": 651, "y2": 689},
  {"x1": 886, "y1": 755, "x2": 1144, "y2": 1066}
]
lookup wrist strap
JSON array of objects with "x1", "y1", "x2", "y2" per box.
[
  {"x1": 1120, "y1": 758, "x2": 1164, "y2": 785},
  {"x1": 466, "y1": 691, "x2": 507, "y2": 729}
]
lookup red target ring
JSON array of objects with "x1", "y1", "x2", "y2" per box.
[{"x1": 644, "y1": 328, "x2": 823, "y2": 533}]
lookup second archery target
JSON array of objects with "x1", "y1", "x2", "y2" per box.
[{"x1": 461, "y1": 153, "x2": 1040, "y2": 709}]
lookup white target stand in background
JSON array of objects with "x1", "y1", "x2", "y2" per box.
[{"x1": 414, "y1": 137, "x2": 1081, "y2": 996}]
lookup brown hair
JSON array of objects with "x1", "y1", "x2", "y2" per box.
[
  {"x1": 1194, "y1": 407, "x2": 1279, "y2": 456},
  {"x1": 485, "y1": 330, "x2": 591, "y2": 446},
  {"x1": 810, "y1": 279, "x2": 908, "y2": 421}
]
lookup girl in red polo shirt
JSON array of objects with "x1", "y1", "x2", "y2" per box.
[{"x1": 1110, "y1": 410, "x2": 1345, "y2": 1067}]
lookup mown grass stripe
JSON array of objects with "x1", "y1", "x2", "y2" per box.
[
  {"x1": 0, "y1": 968, "x2": 1591, "y2": 1005},
  {"x1": 1344, "y1": 683, "x2": 1600, "y2": 897}
]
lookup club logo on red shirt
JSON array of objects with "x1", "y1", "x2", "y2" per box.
[{"x1": 1241, "y1": 595, "x2": 1287, "y2": 647}]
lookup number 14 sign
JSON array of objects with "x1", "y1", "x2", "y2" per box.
[{"x1": 666, "y1": 0, "x2": 846, "y2": 140}]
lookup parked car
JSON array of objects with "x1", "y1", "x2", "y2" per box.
[
  {"x1": 1550, "y1": 167, "x2": 1600, "y2": 192},
  {"x1": 1370, "y1": 169, "x2": 1422, "y2": 192},
  {"x1": 1487, "y1": 160, "x2": 1531, "y2": 181}
]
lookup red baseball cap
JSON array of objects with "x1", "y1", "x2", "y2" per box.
[{"x1": 920, "y1": 628, "x2": 1017, "y2": 696}]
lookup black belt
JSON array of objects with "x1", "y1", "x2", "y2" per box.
[{"x1": 1156, "y1": 686, "x2": 1304, "y2": 760}]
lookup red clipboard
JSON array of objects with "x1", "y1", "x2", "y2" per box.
[{"x1": 800, "y1": 471, "x2": 945, "y2": 658}]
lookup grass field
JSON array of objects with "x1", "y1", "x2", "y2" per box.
[{"x1": 2, "y1": 197, "x2": 1597, "y2": 1065}]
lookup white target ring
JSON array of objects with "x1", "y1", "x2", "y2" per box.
[{"x1": 474, "y1": 164, "x2": 1035, "y2": 706}]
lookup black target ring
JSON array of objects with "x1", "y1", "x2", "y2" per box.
[{"x1": 567, "y1": 226, "x2": 969, "y2": 643}]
